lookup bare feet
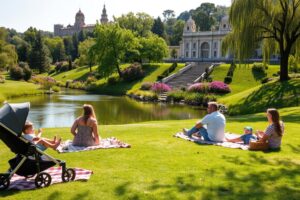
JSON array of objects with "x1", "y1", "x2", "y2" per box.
[{"x1": 53, "y1": 138, "x2": 62, "y2": 150}]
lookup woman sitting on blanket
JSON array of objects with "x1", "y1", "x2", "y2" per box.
[
  {"x1": 252, "y1": 108, "x2": 284, "y2": 150},
  {"x1": 71, "y1": 104, "x2": 100, "y2": 146}
]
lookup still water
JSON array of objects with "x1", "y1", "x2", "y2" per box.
[{"x1": 10, "y1": 89, "x2": 205, "y2": 128}]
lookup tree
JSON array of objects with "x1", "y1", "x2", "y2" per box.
[
  {"x1": 169, "y1": 20, "x2": 185, "y2": 45},
  {"x1": 72, "y1": 33, "x2": 79, "y2": 60},
  {"x1": 11, "y1": 35, "x2": 30, "y2": 62},
  {"x1": 90, "y1": 24, "x2": 139, "y2": 78},
  {"x1": 63, "y1": 36, "x2": 74, "y2": 58},
  {"x1": 114, "y1": 12, "x2": 154, "y2": 37},
  {"x1": 177, "y1": 11, "x2": 190, "y2": 21},
  {"x1": 222, "y1": 0, "x2": 300, "y2": 81},
  {"x1": 151, "y1": 17, "x2": 165, "y2": 38},
  {"x1": 78, "y1": 38, "x2": 96, "y2": 67},
  {"x1": 191, "y1": 3, "x2": 217, "y2": 31},
  {"x1": 162, "y1": 10, "x2": 175, "y2": 22},
  {"x1": 0, "y1": 28, "x2": 18, "y2": 69},
  {"x1": 29, "y1": 31, "x2": 50, "y2": 73},
  {"x1": 139, "y1": 34, "x2": 169, "y2": 62},
  {"x1": 24, "y1": 27, "x2": 38, "y2": 45},
  {"x1": 44, "y1": 37, "x2": 66, "y2": 62}
]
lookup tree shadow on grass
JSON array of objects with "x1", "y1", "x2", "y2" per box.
[{"x1": 228, "y1": 79, "x2": 300, "y2": 115}]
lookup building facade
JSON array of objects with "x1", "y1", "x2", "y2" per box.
[
  {"x1": 54, "y1": 5, "x2": 108, "y2": 37},
  {"x1": 179, "y1": 16, "x2": 231, "y2": 60}
]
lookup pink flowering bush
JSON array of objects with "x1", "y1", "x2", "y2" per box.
[
  {"x1": 187, "y1": 83, "x2": 208, "y2": 93},
  {"x1": 151, "y1": 83, "x2": 172, "y2": 93},
  {"x1": 209, "y1": 81, "x2": 231, "y2": 93}
]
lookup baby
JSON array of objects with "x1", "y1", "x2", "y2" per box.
[
  {"x1": 226, "y1": 126, "x2": 257, "y2": 144},
  {"x1": 22, "y1": 121, "x2": 61, "y2": 150}
]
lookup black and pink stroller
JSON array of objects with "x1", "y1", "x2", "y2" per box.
[{"x1": 0, "y1": 102, "x2": 75, "y2": 190}]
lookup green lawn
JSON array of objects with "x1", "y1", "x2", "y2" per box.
[
  {"x1": 0, "y1": 80, "x2": 44, "y2": 103},
  {"x1": 49, "y1": 66, "x2": 98, "y2": 82},
  {"x1": 212, "y1": 64, "x2": 280, "y2": 96},
  {"x1": 1, "y1": 107, "x2": 299, "y2": 200}
]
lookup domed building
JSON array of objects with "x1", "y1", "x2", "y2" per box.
[
  {"x1": 54, "y1": 5, "x2": 109, "y2": 37},
  {"x1": 178, "y1": 15, "x2": 231, "y2": 60}
]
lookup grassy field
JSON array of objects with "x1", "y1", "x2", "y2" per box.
[
  {"x1": 211, "y1": 64, "x2": 280, "y2": 96},
  {"x1": 0, "y1": 80, "x2": 44, "y2": 103},
  {"x1": 0, "y1": 107, "x2": 299, "y2": 200}
]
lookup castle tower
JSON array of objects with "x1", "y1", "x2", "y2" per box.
[
  {"x1": 100, "y1": 4, "x2": 108, "y2": 24},
  {"x1": 74, "y1": 9, "x2": 85, "y2": 29},
  {"x1": 184, "y1": 16, "x2": 196, "y2": 33}
]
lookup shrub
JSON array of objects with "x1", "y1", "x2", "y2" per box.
[
  {"x1": 122, "y1": 63, "x2": 144, "y2": 82},
  {"x1": 289, "y1": 55, "x2": 299, "y2": 73},
  {"x1": 224, "y1": 76, "x2": 232, "y2": 84},
  {"x1": 157, "y1": 63, "x2": 177, "y2": 80},
  {"x1": 60, "y1": 63, "x2": 69, "y2": 72},
  {"x1": 128, "y1": 90, "x2": 158, "y2": 101},
  {"x1": 23, "y1": 65, "x2": 32, "y2": 81},
  {"x1": 187, "y1": 83, "x2": 208, "y2": 93},
  {"x1": 140, "y1": 82, "x2": 153, "y2": 91},
  {"x1": 108, "y1": 76, "x2": 118, "y2": 85},
  {"x1": 209, "y1": 81, "x2": 231, "y2": 94},
  {"x1": 51, "y1": 85, "x2": 61, "y2": 92},
  {"x1": 86, "y1": 76, "x2": 97, "y2": 85},
  {"x1": 167, "y1": 90, "x2": 185, "y2": 102},
  {"x1": 41, "y1": 76, "x2": 56, "y2": 90},
  {"x1": 184, "y1": 93, "x2": 204, "y2": 105},
  {"x1": 0, "y1": 75, "x2": 5, "y2": 83},
  {"x1": 151, "y1": 82, "x2": 172, "y2": 93},
  {"x1": 10, "y1": 66, "x2": 24, "y2": 80},
  {"x1": 252, "y1": 63, "x2": 266, "y2": 73},
  {"x1": 68, "y1": 81, "x2": 86, "y2": 90}
]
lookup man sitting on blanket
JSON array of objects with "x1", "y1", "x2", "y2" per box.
[{"x1": 183, "y1": 102, "x2": 226, "y2": 142}]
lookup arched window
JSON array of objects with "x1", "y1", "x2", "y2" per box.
[{"x1": 201, "y1": 42, "x2": 210, "y2": 58}]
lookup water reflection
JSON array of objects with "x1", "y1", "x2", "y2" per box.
[{"x1": 9, "y1": 89, "x2": 205, "y2": 128}]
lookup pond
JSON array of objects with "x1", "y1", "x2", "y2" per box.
[{"x1": 10, "y1": 89, "x2": 206, "y2": 128}]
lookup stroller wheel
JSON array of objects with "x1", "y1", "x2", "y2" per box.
[
  {"x1": 35, "y1": 172, "x2": 52, "y2": 188},
  {"x1": 62, "y1": 168, "x2": 76, "y2": 182},
  {"x1": 0, "y1": 175, "x2": 10, "y2": 191}
]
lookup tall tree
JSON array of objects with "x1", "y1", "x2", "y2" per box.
[
  {"x1": 139, "y1": 33, "x2": 169, "y2": 62},
  {"x1": 78, "y1": 38, "x2": 96, "y2": 67},
  {"x1": 0, "y1": 27, "x2": 18, "y2": 69},
  {"x1": 162, "y1": 10, "x2": 175, "y2": 22},
  {"x1": 44, "y1": 37, "x2": 66, "y2": 62},
  {"x1": 72, "y1": 33, "x2": 79, "y2": 60},
  {"x1": 90, "y1": 24, "x2": 139, "y2": 78},
  {"x1": 11, "y1": 35, "x2": 30, "y2": 62},
  {"x1": 222, "y1": 0, "x2": 300, "y2": 81},
  {"x1": 114, "y1": 12, "x2": 154, "y2": 37},
  {"x1": 177, "y1": 11, "x2": 190, "y2": 21},
  {"x1": 151, "y1": 17, "x2": 165, "y2": 38},
  {"x1": 29, "y1": 31, "x2": 50, "y2": 73}
]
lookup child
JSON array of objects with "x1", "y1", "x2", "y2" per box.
[
  {"x1": 226, "y1": 126, "x2": 257, "y2": 144},
  {"x1": 22, "y1": 121, "x2": 61, "y2": 150}
]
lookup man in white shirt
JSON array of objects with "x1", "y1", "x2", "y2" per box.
[{"x1": 183, "y1": 102, "x2": 226, "y2": 142}]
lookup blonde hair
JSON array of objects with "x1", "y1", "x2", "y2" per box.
[
  {"x1": 208, "y1": 102, "x2": 218, "y2": 111},
  {"x1": 82, "y1": 104, "x2": 97, "y2": 124}
]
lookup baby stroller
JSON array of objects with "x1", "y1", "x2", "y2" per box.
[{"x1": 0, "y1": 102, "x2": 75, "y2": 190}]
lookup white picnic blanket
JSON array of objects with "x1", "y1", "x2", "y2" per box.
[
  {"x1": 174, "y1": 132, "x2": 249, "y2": 150},
  {"x1": 57, "y1": 137, "x2": 131, "y2": 153}
]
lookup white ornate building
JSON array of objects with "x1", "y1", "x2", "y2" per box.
[
  {"x1": 179, "y1": 16, "x2": 231, "y2": 60},
  {"x1": 54, "y1": 5, "x2": 108, "y2": 37}
]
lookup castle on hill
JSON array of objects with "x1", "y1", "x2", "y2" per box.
[{"x1": 54, "y1": 5, "x2": 108, "y2": 37}]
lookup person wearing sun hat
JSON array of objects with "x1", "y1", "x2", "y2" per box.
[{"x1": 226, "y1": 126, "x2": 257, "y2": 144}]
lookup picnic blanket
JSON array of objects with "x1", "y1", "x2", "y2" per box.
[
  {"x1": 8, "y1": 167, "x2": 92, "y2": 190},
  {"x1": 174, "y1": 132, "x2": 249, "y2": 150},
  {"x1": 57, "y1": 137, "x2": 131, "y2": 153}
]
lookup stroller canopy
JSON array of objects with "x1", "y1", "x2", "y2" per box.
[{"x1": 0, "y1": 102, "x2": 30, "y2": 136}]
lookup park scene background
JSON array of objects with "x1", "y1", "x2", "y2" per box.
[{"x1": 0, "y1": 0, "x2": 300, "y2": 199}]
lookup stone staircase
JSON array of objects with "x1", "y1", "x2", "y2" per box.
[{"x1": 163, "y1": 62, "x2": 212, "y2": 89}]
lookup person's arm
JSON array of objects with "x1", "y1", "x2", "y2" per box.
[
  {"x1": 91, "y1": 120, "x2": 100, "y2": 145},
  {"x1": 195, "y1": 122, "x2": 203, "y2": 129},
  {"x1": 71, "y1": 119, "x2": 78, "y2": 136},
  {"x1": 226, "y1": 137, "x2": 243, "y2": 143},
  {"x1": 255, "y1": 130, "x2": 265, "y2": 139}
]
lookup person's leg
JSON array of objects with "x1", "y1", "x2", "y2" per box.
[
  {"x1": 184, "y1": 126, "x2": 200, "y2": 137},
  {"x1": 37, "y1": 138, "x2": 61, "y2": 150},
  {"x1": 197, "y1": 127, "x2": 211, "y2": 141}
]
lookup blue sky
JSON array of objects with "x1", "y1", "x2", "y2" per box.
[{"x1": 0, "y1": 0, "x2": 231, "y2": 32}]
